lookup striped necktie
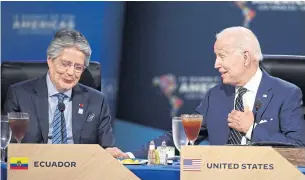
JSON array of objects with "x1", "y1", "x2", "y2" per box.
[
  {"x1": 52, "y1": 93, "x2": 68, "y2": 144},
  {"x1": 228, "y1": 87, "x2": 247, "y2": 145}
]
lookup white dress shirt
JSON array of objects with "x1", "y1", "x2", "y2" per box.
[
  {"x1": 46, "y1": 73, "x2": 74, "y2": 144},
  {"x1": 234, "y1": 68, "x2": 262, "y2": 145}
]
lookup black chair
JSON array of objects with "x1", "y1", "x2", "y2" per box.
[
  {"x1": 261, "y1": 54, "x2": 305, "y2": 113},
  {"x1": 1, "y1": 61, "x2": 101, "y2": 111}
]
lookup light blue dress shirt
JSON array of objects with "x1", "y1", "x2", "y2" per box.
[{"x1": 46, "y1": 73, "x2": 74, "y2": 144}]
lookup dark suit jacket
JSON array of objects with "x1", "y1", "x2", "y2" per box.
[
  {"x1": 132, "y1": 69, "x2": 305, "y2": 158},
  {"x1": 4, "y1": 74, "x2": 115, "y2": 148}
]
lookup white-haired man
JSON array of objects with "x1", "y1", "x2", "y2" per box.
[{"x1": 131, "y1": 26, "x2": 305, "y2": 158}]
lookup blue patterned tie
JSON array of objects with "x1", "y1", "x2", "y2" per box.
[
  {"x1": 228, "y1": 87, "x2": 247, "y2": 144},
  {"x1": 52, "y1": 93, "x2": 68, "y2": 144}
]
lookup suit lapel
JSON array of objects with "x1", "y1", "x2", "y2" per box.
[
  {"x1": 254, "y1": 69, "x2": 274, "y2": 123},
  {"x1": 225, "y1": 85, "x2": 236, "y2": 111},
  {"x1": 32, "y1": 75, "x2": 49, "y2": 143},
  {"x1": 224, "y1": 84, "x2": 235, "y2": 142},
  {"x1": 72, "y1": 84, "x2": 89, "y2": 144}
]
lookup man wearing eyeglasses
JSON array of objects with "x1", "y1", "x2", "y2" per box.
[{"x1": 4, "y1": 28, "x2": 128, "y2": 158}]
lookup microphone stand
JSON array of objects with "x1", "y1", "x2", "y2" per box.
[
  {"x1": 58, "y1": 102, "x2": 66, "y2": 144},
  {"x1": 61, "y1": 111, "x2": 64, "y2": 143}
]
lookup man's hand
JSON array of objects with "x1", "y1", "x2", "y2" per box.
[
  {"x1": 105, "y1": 147, "x2": 130, "y2": 159},
  {"x1": 227, "y1": 105, "x2": 254, "y2": 134}
]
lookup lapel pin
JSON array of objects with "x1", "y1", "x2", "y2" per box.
[
  {"x1": 263, "y1": 94, "x2": 267, "y2": 98},
  {"x1": 78, "y1": 104, "x2": 84, "y2": 114}
]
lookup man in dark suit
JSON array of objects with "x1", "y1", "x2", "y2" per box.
[
  {"x1": 130, "y1": 26, "x2": 305, "y2": 158},
  {"x1": 4, "y1": 28, "x2": 128, "y2": 158}
]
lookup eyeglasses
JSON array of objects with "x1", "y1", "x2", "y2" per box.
[{"x1": 58, "y1": 59, "x2": 85, "y2": 72}]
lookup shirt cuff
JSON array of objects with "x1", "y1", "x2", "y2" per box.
[
  {"x1": 245, "y1": 123, "x2": 257, "y2": 140},
  {"x1": 125, "y1": 152, "x2": 135, "y2": 159}
]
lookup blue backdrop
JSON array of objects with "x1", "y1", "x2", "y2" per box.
[{"x1": 1, "y1": 1, "x2": 125, "y2": 119}]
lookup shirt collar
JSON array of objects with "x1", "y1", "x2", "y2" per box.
[
  {"x1": 236, "y1": 67, "x2": 263, "y2": 94},
  {"x1": 46, "y1": 72, "x2": 72, "y2": 98}
]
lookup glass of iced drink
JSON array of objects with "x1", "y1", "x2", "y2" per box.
[
  {"x1": 8, "y1": 112, "x2": 29, "y2": 143},
  {"x1": 181, "y1": 114, "x2": 203, "y2": 146}
]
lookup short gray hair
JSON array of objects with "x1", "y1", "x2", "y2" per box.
[
  {"x1": 47, "y1": 28, "x2": 92, "y2": 67},
  {"x1": 216, "y1": 26, "x2": 263, "y2": 62}
]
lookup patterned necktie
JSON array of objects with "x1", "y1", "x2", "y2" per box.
[
  {"x1": 52, "y1": 93, "x2": 68, "y2": 144},
  {"x1": 228, "y1": 87, "x2": 247, "y2": 145}
]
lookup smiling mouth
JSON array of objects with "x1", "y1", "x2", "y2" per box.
[
  {"x1": 220, "y1": 72, "x2": 228, "y2": 78},
  {"x1": 62, "y1": 79, "x2": 74, "y2": 83}
]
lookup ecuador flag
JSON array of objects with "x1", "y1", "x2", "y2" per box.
[{"x1": 10, "y1": 157, "x2": 28, "y2": 170}]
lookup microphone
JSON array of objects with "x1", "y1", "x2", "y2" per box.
[
  {"x1": 250, "y1": 99, "x2": 262, "y2": 143},
  {"x1": 58, "y1": 102, "x2": 66, "y2": 143},
  {"x1": 58, "y1": 102, "x2": 65, "y2": 112}
]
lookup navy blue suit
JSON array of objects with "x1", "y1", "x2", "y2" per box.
[
  {"x1": 133, "y1": 69, "x2": 305, "y2": 158},
  {"x1": 4, "y1": 74, "x2": 115, "y2": 148}
]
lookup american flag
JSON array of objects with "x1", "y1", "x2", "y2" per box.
[{"x1": 183, "y1": 159, "x2": 202, "y2": 171}]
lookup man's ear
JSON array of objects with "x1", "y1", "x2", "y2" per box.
[
  {"x1": 47, "y1": 57, "x2": 52, "y2": 67},
  {"x1": 244, "y1": 51, "x2": 251, "y2": 67}
]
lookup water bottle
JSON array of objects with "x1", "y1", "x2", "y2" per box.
[
  {"x1": 159, "y1": 141, "x2": 168, "y2": 165},
  {"x1": 147, "y1": 140, "x2": 156, "y2": 165}
]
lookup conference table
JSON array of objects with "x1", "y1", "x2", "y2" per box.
[{"x1": 1, "y1": 163, "x2": 304, "y2": 180}]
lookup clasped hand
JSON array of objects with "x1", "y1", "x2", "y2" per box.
[{"x1": 227, "y1": 105, "x2": 254, "y2": 134}]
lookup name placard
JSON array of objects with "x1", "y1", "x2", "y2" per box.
[
  {"x1": 181, "y1": 146, "x2": 304, "y2": 180},
  {"x1": 7, "y1": 144, "x2": 139, "y2": 180}
]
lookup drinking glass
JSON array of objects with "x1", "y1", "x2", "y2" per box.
[
  {"x1": 8, "y1": 112, "x2": 29, "y2": 143},
  {"x1": 172, "y1": 117, "x2": 188, "y2": 152},
  {"x1": 1, "y1": 115, "x2": 12, "y2": 163},
  {"x1": 181, "y1": 114, "x2": 203, "y2": 146}
]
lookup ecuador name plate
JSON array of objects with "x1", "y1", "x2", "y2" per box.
[{"x1": 7, "y1": 144, "x2": 139, "y2": 180}]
